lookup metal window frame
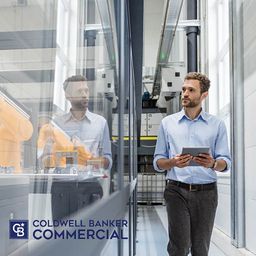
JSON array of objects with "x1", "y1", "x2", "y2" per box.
[{"x1": 229, "y1": 0, "x2": 245, "y2": 248}]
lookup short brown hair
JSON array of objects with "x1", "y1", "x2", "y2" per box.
[
  {"x1": 184, "y1": 72, "x2": 211, "y2": 93},
  {"x1": 63, "y1": 75, "x2": 87, "y2": 91}
]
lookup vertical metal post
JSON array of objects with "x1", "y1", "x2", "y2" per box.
[
  {"x1": 230, "y1": 0, "x2": 245, "y2": 248},
  {"x1": 128, "y1": 0, "x2": 144, "y2": 148},
  {"x1": 128, "y1": 2, "x2": 143, "y2": 253},
  {"x1": 186, "y1": 0, "x2": 198, "y2": 72},
  {"x1": 133, "y1": 67, "x2": 138, "y2": 256},
  {"x1": 84, "y1": 0, "x2": 96, "y2": 81},
  {"x1": 133, "y1": 185, "x2": 137, "y2": 255},
  {"x1": 84, "y1": 30, "x2": 96, "y2": 81},
  {"x1": 116, "y1": 0, "x2": 126, "y2": 255},
  {"x1": 117, "y1": 0, "x2": 125, "y2": 191},
  {"x1": 128, "y1": 50, "x2": 132, "y2": 256}
]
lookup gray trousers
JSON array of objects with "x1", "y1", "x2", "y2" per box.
[{"x1": 164, "y1": 183, "x2": 218, "y2": 256}]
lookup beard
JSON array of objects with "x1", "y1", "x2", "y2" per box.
[
  {"x1": 182, "y1": 98, "x2": 201, "y2": 108},
  {"x1": 71, "y1": 99, "x2": 88, "y2": 110}
]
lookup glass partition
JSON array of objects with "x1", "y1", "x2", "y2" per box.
[{"x1": 0, "y1": 0, "x2": 124, "y2": 255}]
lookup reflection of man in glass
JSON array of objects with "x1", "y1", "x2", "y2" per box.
[
  {"x1": 38, "y1": 75, "x2": 112, "y2": 219},
  {"x1": 54, "y1": 75, "x2": 112, "y2": 169},
  {"x1": 38, "y1": 75, "x2": 112, "y2": 170}
]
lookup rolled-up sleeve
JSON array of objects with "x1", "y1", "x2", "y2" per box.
[
  {"x1": 153, "y1": 122, "x2": 169, "y2": 172},
  {"x1": 214, "y1": 121, "x2": 231, "y2": 171}
]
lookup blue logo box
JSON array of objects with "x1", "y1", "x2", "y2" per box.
[{"x1": 9, "y1": 220, "x2": 28, "y2": 239}]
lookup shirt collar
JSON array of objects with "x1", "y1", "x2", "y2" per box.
[
  {"x1": 178, "y1": 108, "x2": 208, "y2": 123},
  {"x1": 63, "y1": 109, "x2": 92, "y2": 123}
]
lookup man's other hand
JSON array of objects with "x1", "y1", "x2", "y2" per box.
[
  {"x1": 193, "y1": 153, "x2": 215, "y2": 168},
  {"x1": 173, "y1": 154, "x2": 193, "y2": 168}
]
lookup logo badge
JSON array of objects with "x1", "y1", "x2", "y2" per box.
[{"x1": 9, "y1": 220, "x2": 28, "y2": 239}]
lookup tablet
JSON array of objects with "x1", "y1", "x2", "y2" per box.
[{"x1": 181, "y1": 147, "x2": 210, "y2": 166}]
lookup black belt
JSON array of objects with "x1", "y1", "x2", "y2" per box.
[{"x1": 167, "y1": 179, "x2": 216, "y2": 192}]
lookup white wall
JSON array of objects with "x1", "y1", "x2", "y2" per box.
[{"x1": 243, "y1": 1, "x2": 256, "y2": 253}]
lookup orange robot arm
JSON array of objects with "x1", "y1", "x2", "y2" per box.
[
  {"x1": 0, "y1": 97, "x2": 33, "y2": 173},
  {"x1": 37, "y1": 123, "x2": 92, "y2": 169},
  {"x1": 0, "y1": 98, "x2": 33, "y2": 141}
]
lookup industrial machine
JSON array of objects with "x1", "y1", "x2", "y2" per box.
[{"x1": 0, "y1": 89, "x2": 33, "y2": 173}]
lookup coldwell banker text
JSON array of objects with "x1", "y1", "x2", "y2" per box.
[{"x1": 32, "y1": 219, "x2": 128, "y2": 240}]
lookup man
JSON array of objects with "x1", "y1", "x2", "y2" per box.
[
  {"x1": 153, "y1": 72, "x2": 231, "y2": 256},
  {"x1": 53, "y1": 75, "x2": 112, "y2": 170},
  {"x1": 38, "y1": 75, "x2": 112, "y2": 219}
]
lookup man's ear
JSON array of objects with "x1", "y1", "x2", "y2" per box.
[{"x1": 201, "y1": 91, "x2": 208, "y2": 100}]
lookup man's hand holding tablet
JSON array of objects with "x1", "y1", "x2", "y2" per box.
[{"x1": 181, "y1": 147, "x2": 214, "y2": 167}]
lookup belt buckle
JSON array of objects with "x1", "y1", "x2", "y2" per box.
[{"x1": 189, "y1": 184, "x2": 197, "y2": 192}]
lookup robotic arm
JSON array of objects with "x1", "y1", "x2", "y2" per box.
[{"x1": 0, "y1": 97, "x2": 33, "y2": 173}]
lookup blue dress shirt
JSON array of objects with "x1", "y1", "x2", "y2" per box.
[
  {"x1": 54, "y1": 110, "x2": 112, "y2": 169},
  {"x1": 153, "y1": 109, "x2": 231, "y2": 184}
]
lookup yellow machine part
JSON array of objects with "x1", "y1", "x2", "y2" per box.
[
  {"x1": 37, "y1": 123, "x2": 92, "y2": 168},
  {"x1": 0, "y1": 98, "x2": 33, "y2": 173}
]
